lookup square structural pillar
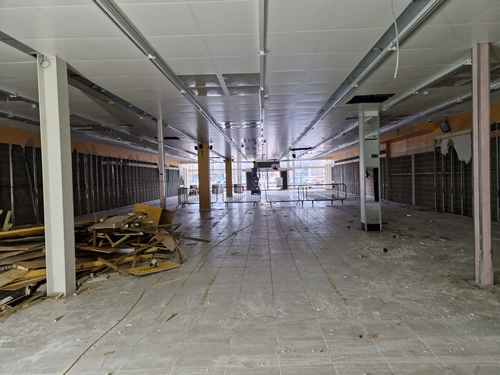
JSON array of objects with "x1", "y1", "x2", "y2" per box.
[
  {"x1": 198, "y1": 143, "x2": 211, "y2": 211},
  {"x1": 472, "y1": 43, "x2": 493, "y2": 286},
  {"x1": 37, "y1": 54, "x2": 76, "y2": 296},
  {"x1": 157, "y1": 116, "x2": 166, "y2": 209},
  {"x1": 359, "y1": 107, "x2": 382, "y2": 231},
  {"x1": 225, "y1": 158, "x2": 233, "y2": 198}
]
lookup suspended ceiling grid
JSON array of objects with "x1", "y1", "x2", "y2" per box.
[{"x1": 0, "y1": 0, "x2": 499, "y2": 161}]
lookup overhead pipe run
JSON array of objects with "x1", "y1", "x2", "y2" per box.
[
  {"x1": 280, "y1": 0, "x2": 444, "y2": 160},
  {"x1": 93, "y1": 0, "x2": 246, "y2": 160}
]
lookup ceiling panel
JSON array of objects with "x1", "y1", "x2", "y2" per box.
[
  {"x1": 327, "y1": 0, "x2": 409, "y2": 30},
  {"x1": 267, "y1": 32, "x2": 324, "y2": 55},
  {"x1": 267, "y1": 0, "x2": 338, "y2": 33},
  {"x1": 1, "y1": 0, "x2": 500, "y2": 161},
  {"x1": 203, "y1": 34, "x2": 258, "y2": 58},
  {"x1": 189, "y1": 0, "x2": 258, "y2": 35},
  {"x1": 117, "y1": 3, "x2": 200, "y2": 36},
  {"x1": 149, "y1": 36, "x2": 211, "y2": 59}
]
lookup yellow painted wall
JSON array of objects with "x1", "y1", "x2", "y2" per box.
[
  {"x1": 0, "y1": 124, "x2": 181, "y2": 165},
  {"x1": 331, "y1": 102, "x2": 500, "y2": 161}
]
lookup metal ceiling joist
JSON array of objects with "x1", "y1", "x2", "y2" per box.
[
  {"x1": 0, "y1": 32, "x2": 201, "y2": 161},
  {"x1": 93, "y1": 0, "x2": 247, "y2": 160},
  {"x1": 281, "y1": 0, "x2": 445, "y2": 160},
  {"x1": 313, "y1": 79, "x2": 500, "y2": 160},
  {"x1": 383, "y1": 58, "x2": 472, "y2": 111}
]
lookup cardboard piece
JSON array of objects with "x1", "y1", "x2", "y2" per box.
[{"x1": 133, "y1": 204, "x2": 175, "y2": 226}]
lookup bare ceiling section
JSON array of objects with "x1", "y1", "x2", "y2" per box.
[{"x1": 0, "y1": 0, "x2": 500, "y2": 161}]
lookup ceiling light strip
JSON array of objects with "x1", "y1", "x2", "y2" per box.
[
  {"x1": 383, "y1": 58, "x2": 472, "y2": 111},
  {"x1": 280, "y1": 0, "x2": 443, "y2": 160},
  {"x1": 93, "y1": 0, "x2": 246, "y2": 159}
]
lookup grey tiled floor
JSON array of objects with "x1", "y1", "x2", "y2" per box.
[{"x1": 1, "y1": 198, "x2": 500, "y2": 374}]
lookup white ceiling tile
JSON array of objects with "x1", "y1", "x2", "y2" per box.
[
  {"x1": 189, "y1": 0, "x2": 257, "y2": 35},
  {"x1": 149, "y1": 36, "x2": 211, "y2": 58},
  {"x1": 317, "y1": 28, "x2": 387, "y2": 53},
  {"x1": 0, "y1": 62, "x2": 36, "y2": 80},
  {"x1": 327, "y1": 0, "x2": 409, "y2": 30},
  {"x1": 268, "y1": 0, "x2": 337, "y2": 33},
  {"x1": 311, "y1": 52, "x2": 365, "y2": 70},
  {"x1": 159, "y1": 57, "x2": 217, "y2": 75},
  {"x1": 305, "y1": 70, "x2": 351, "y2": 83},
  {"x1": 267, "y1": 72, "x2": 307, "y2": 85},
  {"x1": 268, "y1": 32, "x2": 323, "y2": 55},
  {"x1": 39, "y1": 5, "x2": 125, "y2": 39},
  {"x1": 403, "y1": 24, "x2": 468, "y2": 50},
  {"x1": 0, "y1": 43, "x2": 36, "y2": 63},
  {"x1": 212, "y1": 56, "x2": 258, "y2": 74},
  {"x1": 203, "y1": 34, "x2": 258, "y2": 58},
  {"x1": 427, "y1": 0, "x2": 499, "y2": 25},
  {"x1": 118, "y1": 3, "x2": 199, "y2": 36},
  {"x1": 267, "y1": 55, "x2": 314, "y2": 72},
  {"x1": 267, "y1": 84, "x2": 302, "y2": 95}
]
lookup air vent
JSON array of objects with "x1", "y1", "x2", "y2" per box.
[
  {"x1": 164, "y1": 136, "x2": 180, "y2": 140},
  {"x1": 290, "y1": 147, "x2": 312, "y2": 151},
  {"x1": 347, "y1": 94, "x2": 394, "y2": 104}
]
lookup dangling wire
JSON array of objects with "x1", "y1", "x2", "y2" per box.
[{"x1": 391, "y1": 0, "x2": 400, "y2": 79}]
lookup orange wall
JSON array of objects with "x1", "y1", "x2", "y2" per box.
[{"x1": 0, "y1": 124, "x2": 181, "y2": 165}]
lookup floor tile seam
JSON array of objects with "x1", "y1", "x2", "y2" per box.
[
  {"x1": 356, "y1": 326, "x2": 396, "y2": 374},
  {"x1": 291, "y1": 206, "x2": 362, "y2": 323},
  {"x1": 166, "y1": 213, "x2": 252, "y2": 375},
  {"x1": 223, "y1": 207, "x2": 260, "y2": 355},
  {"x1": 288, "y1": 207, "x2": 339, "y2": 352}
]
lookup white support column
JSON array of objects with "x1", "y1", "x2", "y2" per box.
[
  {"x1": 157, "y1": 115, "x2": 166, "y2": 209},
  {"x1": 37, "y1": 54, "x2": 76, "y2": 296},
  {"x1": 359, "y1": 107, "x2": 382, "y2": 231},
  {"x1": 472, "y1": 43, "x2": 493, "y2": 286}
]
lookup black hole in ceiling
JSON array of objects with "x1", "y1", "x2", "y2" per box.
[
  {"x1": 347, "y1": 94, "x2": 394, "y2": 104},
  {"x1": 164, "y1": 136, "x2": 180, "y2": 140},
  {"x1": 290, "y1": 147, "x2": 312, "y2": 151}
]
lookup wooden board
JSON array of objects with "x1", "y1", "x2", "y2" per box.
[
  {"x1": 74, "y1": 254, "x2": 152, "y2": 271},
  {"x1": 88, "y1": 215, "x2": 134, "y2": 231},
  {"x1": 77, "y1": 246, "x2": 121, "y2": 254},
  {"x1": 0, "y1": 269, "x2": 28, "y2": 288},
  {"x1": 0, "y1": 276, "x2": 46, "y2": 291},
  {"x1": 0, "y1": 226, "x2": 44, "y2": 240},
  {"x1": 155, "y1": 233, "x2": 177, "y2": 251},
  {"x1": 128, "y1": 261, "x2": 182, "y2": 276},
  {"x1": 0, "y1": 242, "x2": 45, "y2": 252},
  {"x1": 14, "y1": 259, "x2": 46, "y2": 271},
  {"x1": 0, "y1": 235, "x2": 45, "y2": 244},
  {"x1": 0, "y1": 252, "x2": 44, "y2": 266}
]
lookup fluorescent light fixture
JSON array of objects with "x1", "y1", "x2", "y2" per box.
[
  {"x1": 383, "y1": 58, "x2": 472, "y2": 111},
  {"x1": 93, "y1": 0, "x2": 246, "y2": 160},
  {"x1": 281, "y1": 0, "x2": 443, "y2": 160}
]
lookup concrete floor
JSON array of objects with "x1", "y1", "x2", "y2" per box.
[{"x1": 1, "y1": 198, "x2": 500, "y2": 375}]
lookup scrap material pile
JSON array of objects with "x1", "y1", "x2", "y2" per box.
[{"x1": 0, "y1": 204, "x2": 204, "y2": 318}]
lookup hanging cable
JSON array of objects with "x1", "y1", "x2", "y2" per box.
[{"x1": 391, "y1": 0, "x2": 400, "y2": 79}]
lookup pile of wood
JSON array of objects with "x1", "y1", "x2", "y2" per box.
[{"x1": 0, "y1": 204, "x2": 205, "y2": 318}]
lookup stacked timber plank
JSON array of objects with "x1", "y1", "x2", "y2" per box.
[{"x1": 0, "y1": 204, "x2": 205, "y2": 318}]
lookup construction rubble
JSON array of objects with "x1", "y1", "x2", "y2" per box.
[{"x1": 0, "y1": 204, "x2": 206, "y2": 319}]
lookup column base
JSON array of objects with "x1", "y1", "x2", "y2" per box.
[{"x1": 361, "y1": 222, "x2": 381, "y2": 231}]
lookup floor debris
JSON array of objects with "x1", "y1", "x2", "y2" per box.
[{"x1": 0, "y1": 204, "x2": 204, "y2": 319}]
